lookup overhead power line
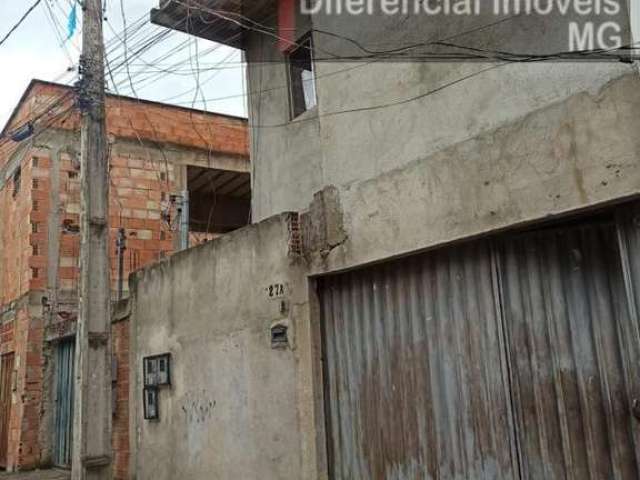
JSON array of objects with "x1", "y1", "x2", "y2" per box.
[
  {"x1": 119, "y1": 0, "x2": 137, "y2": 97},
  {"x1": 0, "y1": 0, "x2": 43, "y2": 48}
]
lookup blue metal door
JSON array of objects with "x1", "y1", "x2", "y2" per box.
[{"x1": 54, "y1": 337, "x2": 75, "y2": 467}]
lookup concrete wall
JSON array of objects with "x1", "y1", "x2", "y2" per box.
[
  {"x1": 127, "y1": 6, "x2": 640, "y2": 480},
  {"x1": 307, "y1": 72, "x2": 640, "y2": 274},
  {"x1": 126, "y1": 87, "x2": 640, "y2": 478},
  {"x1": 129, "y1": 213, "x2": 323, "y2": 480},
  {"x1": 245, "y1": 9, "x2": 640, "y2": 271},
  {"x1": 128, "y1": 6, "x2": 640, "y2": 479},
  {"x1": 0, "y1": 293, "x2": 46, "y2": 470}
]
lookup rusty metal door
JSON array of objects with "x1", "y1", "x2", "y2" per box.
[
  {"x1": 320, "y1": 207, "x2": 640, "y2": 480},
  {"x1": 319, "y1": 242, "x2": 519, "y2": 479},
  {"x1": 0, "y1": 353, "x2": 14, "y2": 469},
  {"x1": 497, "y1": 220, "x2": 640, "y2": 479}
]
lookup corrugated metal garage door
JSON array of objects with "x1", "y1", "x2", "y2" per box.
[
  {"x1": 497, "y1": 221, "x2": 640, "y2": 480},
  {"x1": 319, "y1": 208, "x2": 640, "y2": 480},
  {"x1": 319, "y1": 241, "x2": 519, "y2": 479}
]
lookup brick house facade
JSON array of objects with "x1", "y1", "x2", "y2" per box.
[{"x1": 0, "y1": 80, "x2": 249, "y2": 475}]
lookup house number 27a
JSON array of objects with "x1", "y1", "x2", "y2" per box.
[{"x1": 266, "y1": 283, "x2": 285, "y2": 298}]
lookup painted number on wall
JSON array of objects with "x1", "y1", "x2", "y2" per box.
[{"x1": 266, "y1": 283, "x2": 286, "y2": 299}]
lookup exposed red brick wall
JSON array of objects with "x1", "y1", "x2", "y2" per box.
[
  {"x1": 0, "y1": 321, "x2": 15, "y2": 354},
  {"x1": 0, "y1": 303, "x2": 43, "y2": 470},
  {"x1": 1, "y1": 307, "x2": 131, "y2": 475},
  {"x1": 7, "y1": 305, "x2": 29, "y2": 470},
  {"x1": 3, "y1": 81, "x2": 249, "y2": 160},
  {"x1": 0, "y1": 79, "x2": 249, "y2": 474},
  {"x1": 48, "y1": 149, "x2": 177, "y2": 297},
  {"x1": 1, "y1": 142, "x2": 176, "y2": 304},
  {"x1": 0, "y1": 143, "x2": 170, "y2": 472},
  {"x1": 28, "y1": 151, "x2": 52, "y2": 295},
  {"x1": 18, "y1": 310, "x2": 44, "y2": 468},
  {"x1": 0, "y1": 142, "x2": 48, "y2": 472},
  {"x1": 0, "y1": 150, "x2": 38, "y2": 304},
  {"x1": 108, "y1": 153, "x2": 175, "y2": 295},
  {"x1": 1, "y1": 80, "x2": 244, "y2": 297},
  {"x1": 111, "y1": 319, "x2": 129, "y2": 480},
  {"x1": 105, "y1": 96, "x2": 249, "y2": 157}
]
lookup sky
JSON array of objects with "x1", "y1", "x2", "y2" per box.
[{"x1": 0, "y1": 0, "x2": 247, "y2": 128}]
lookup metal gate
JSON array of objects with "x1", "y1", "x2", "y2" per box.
[
  {"x1": 319, "y1": 208, "x2": 640, "y2": 479},
  {"x1": 319, "y1": 242, "x2": 518, "y2": 479},
  {"x1": 0, "y1": 353, "x2": 14, "y2": 469},
  {"x1": 497, "y1": 221, "x2": 640, "y2": 479},
  {"x1": 54, "y1": 337, "x2": 75, "y2": 467}
]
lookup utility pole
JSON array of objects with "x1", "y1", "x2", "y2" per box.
[
  {"x1": 179, "y1": 190, "x2": 190, "y2": 250},
  {"x1": 171, "y1": 191, "x2": 190, "y2": 250},
  {"x1": 73, "y1": 0, "x2": 112, "y2": 478}
]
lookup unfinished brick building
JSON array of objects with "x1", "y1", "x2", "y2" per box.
[{"x1": 0, "y1": 80, "x2": 249, "y2": 475}]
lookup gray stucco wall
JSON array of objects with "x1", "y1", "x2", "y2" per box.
[
  {"x1": 315, "y1": 73, "x2": 640, "y2": 273},
  {"x1": 129, "y1": 8, "x2": 640, "y2": 480},
  {"x1": 129, "y1": 213, "x2": 324, "y2": 480},
  {"x1": 246, "y1": 10, "x2": 639, "y2": 264},
  {"x1": 126, "y1": 70, "x2": 640, "y2": 478}
]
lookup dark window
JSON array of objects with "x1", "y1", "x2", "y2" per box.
[
  {"x1": 12, "y1": 167, "x2": 21, "y2": 198},
  {"x1": 62, "y1": 219, "x2": 80, "y2": 234},
  {"x1": 288, "y1": 35, "x2": 317, "y2": 119}
]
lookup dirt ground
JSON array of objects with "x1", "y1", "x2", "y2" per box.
[{"x1": 0, "y1": 470, "x2": 70, "y2": 479}]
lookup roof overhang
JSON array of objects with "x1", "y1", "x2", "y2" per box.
[{"x1": 150, "y1": 0, "x2": 273, "y2": 49}]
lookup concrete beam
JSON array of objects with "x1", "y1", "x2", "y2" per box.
[{"x1": 150, "y1": 0, "x2": 273, "y2": 49}]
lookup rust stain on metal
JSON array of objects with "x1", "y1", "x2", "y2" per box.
[
  {"x1": 358, "y1": 338, "x2": 434, "y2": 480},
  {"x1": 320, "y1": 243, "x2": 517, "y2": 479},
  {"x1": 320, "y1": 204, "x2": 640, "y2": 480}
]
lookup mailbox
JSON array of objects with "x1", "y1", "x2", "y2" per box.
[
  {"x1": 143, "y1": 353, "x2": 171, "y2": 387},
  {"x1": 142, "y1": 353, "x2": 171, "y2": 421},
  {"x1": 143, "y1": 387, "x2": 159, "y2": 420}
]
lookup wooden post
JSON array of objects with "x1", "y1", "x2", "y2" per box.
[{"x1": 72, "y1": 0, "x2": 112, "y2": 478}]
